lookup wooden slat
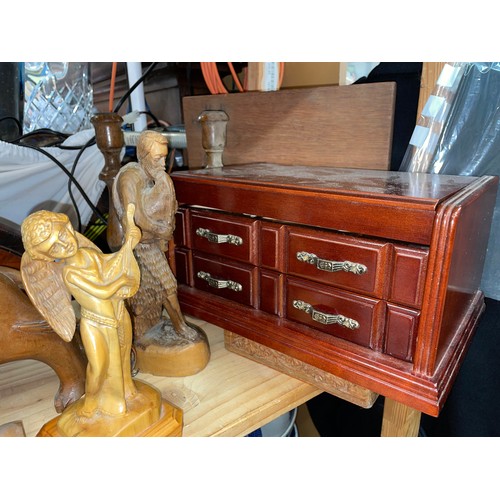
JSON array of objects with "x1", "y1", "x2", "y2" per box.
[
  {"x1": 416, "y1": 62, "x2": 446, "y2": 118},
  {"x1": 381, "y1": 398, "x2": 421, "y2": 437},
  {"x1": 183, "y1": 83, "x2": 396, "y2": 170}
]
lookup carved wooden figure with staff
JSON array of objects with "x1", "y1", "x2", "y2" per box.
[{"x1": 113, "y1": 130, "x2": 209, "y2": 377}]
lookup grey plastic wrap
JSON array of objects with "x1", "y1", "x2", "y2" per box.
[{"x1": 400, "y1": 62, "x2": 500, "y2": 300}]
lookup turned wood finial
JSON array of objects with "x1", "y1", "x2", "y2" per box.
[{"x1": 198, "y1": 110, "x2": 229, "y2": 168}]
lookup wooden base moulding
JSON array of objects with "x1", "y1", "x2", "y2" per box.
[
  {"x1": 178, "y1": 285, "x2": 485, "y2": 417},
  {"x1": 224, "y1": 330, "x2": 378, "y2": 408}
]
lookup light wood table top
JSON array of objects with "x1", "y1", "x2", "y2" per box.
[{"x1": 0, "y1": 317, "x2": 322, "y2": 437}]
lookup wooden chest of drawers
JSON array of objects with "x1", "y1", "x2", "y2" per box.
[{"x1": 171, "y1": 164, "x2": 497, "y2": 417}]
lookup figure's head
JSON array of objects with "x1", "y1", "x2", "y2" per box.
[
  {"x1": 136, "y1": 130, "x2": 169, "y2": 177},
  {"x1": 21, "y1": 211, "x2": 78, "y2": 261}
]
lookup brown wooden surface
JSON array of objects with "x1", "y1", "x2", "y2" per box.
[
  {"x1": 286, "y1": 225, "x2": 393, "y2": 296},
  {"x1": 0, "y1": 249, "x2": 21, "y2": 269},
  {"x1": 189, "y1": 210, "x2": 258, "y2": 263},
  {"x1": 413, "y1": 175, "x2": 498, "y2": 375},
  {"x1": 172, "y1": 165, "x2": 498, "y2": 416},
  {"x1": 192, "y1": 253, "x2": 258, "y2": 307},
  {"x1": 0, "y1": 267, "x2": 86, "y2": 414},
  {"x1": 171, "y1": 165, "x2": 478, "y2": 246},
  {"x1": 183, "y1": 83, "x2": 396, "y2": 170}
]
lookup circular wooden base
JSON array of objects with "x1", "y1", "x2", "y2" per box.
[
  {"x1": 36, "y1": 381, "x2": 183, "y2": 437},
  {"x1": 135, "y1": 321, "x2": 210, "y2": 377}
]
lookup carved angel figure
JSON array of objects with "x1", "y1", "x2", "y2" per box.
[{"x1": 20, "y1": 203, "x2": 144, "y2": 435}]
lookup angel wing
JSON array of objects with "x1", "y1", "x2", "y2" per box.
[
  {"x1": 20, "y1": 229, "x2": 103, "y2": 342},
  {"x1": 21, "y1": 252, "x2": 76, "y2": 342}
]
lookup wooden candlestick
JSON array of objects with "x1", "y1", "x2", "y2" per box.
[{"x1": 91, "y1": 113, "x2": 125, "y2": 251}]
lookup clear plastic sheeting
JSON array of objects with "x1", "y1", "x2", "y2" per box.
[
  {"x1": 342, "y1": 62, "x2": 380, "y2": 85},
  {"x1": 400, "y1": 62, "x2": 500, "y2": 299},
  {"x1": 399, "y1": 62, "x2": 467, "y2": 173}
]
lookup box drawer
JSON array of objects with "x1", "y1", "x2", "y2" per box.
[
  {"x1": 285, "y1": 277, "x2": 385, "y2": 349},
  {"x1": 190, "y1": 210, "x2": 258, "y2": 264},
  {"x1": 287, "y1": 226, "x2": 391, "y2": 297},
  {"x1": 192, "y1": 252, "x2": 258, "y2": 307}
]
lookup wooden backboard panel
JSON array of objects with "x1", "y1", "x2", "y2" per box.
[{"x1": 183, "y1": 82, "x2": 396, "y2": 170}]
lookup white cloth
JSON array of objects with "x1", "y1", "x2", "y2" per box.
[{"x1": 0, "y1": 129, "x2": 106, "y2": 230}]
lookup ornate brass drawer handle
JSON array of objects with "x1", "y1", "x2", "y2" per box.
[
  {"x1": 296, "y1": 251, "x2": 367, "y2": 275},
  {"x1": 196, "y1": 227, "x2": 243, "y2": 246},
  {"x1": 197, "y1": 271, "x2": 243, "y2": 292},
  {"x1": 292, "y1": 299, "x2": 360, "y2": 329}
]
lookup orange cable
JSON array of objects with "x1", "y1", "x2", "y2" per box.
[
  {"x1": 228, "y1": 62, "x2": 245, "y2": 92},
  {"x1": 201, "y1": 62, "x2": 285, "y2": 95},
  {"x1": 200, "y1": 63, "x2": 213, "y2": 93},
  {"x1": 212, "y1": 64, "x2": 225, "y2": 93},
  {"x1": 202, "y1": 63, "x2": 216, "y2": 93},
  {"x1": 201, "y1": 62, "x2": 225, "y2": 94},
  {"x1": 109, "y1": 62, "x2": 118, "y2": 112},
  {"x1": 279, "y1": 62, "x2": 285, "y2": 88},
  {"x1": 212, "y1": 63, "x2": 228, "y2": 93}
]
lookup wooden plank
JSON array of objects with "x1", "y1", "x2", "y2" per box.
[
  {"x1": 0, "y1": 361, "x2": 60, "y2": 437},
  {"x1": 381, "y1": 398, "x2": 421, "y2": 437},
  {"x1": 139, "y1": 318, "x2": 323, "y2": 436},
  {"x1": 183, "y1": 83, "x2": 396, "y2": 170},
  {"x1": 416, "y1": 62, "x2": 446, "y2": 118}
]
